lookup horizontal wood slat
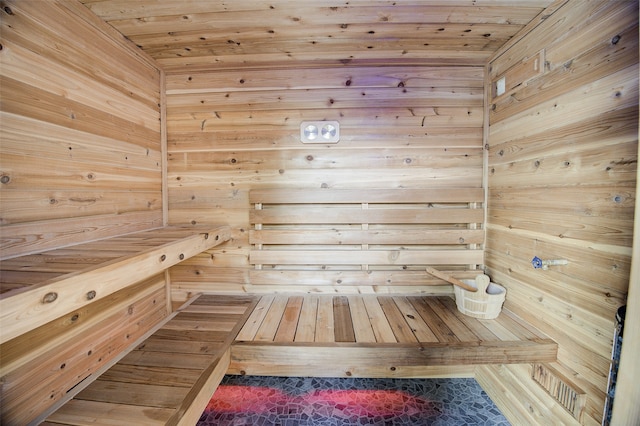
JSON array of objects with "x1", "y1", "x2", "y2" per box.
[
  {"x1": 250, "y1": 188, "x2": 485, "y2": 204},
  {"x1": 250, "y1": 249, "x2": 484, "y2": 265},
  {"x1": 248, "y1": 269, "x2": 480, "y2": 287},
  {"x1": 251, "y1": 208, "x2": 483, "y2": 225},
  {"x1": 250, "y1": 229, "x2": 485, "y2": 245}
]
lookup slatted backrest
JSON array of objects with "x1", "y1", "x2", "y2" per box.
[{"x1": 249, "y1": 188, "x2": 485, "y2": 290}]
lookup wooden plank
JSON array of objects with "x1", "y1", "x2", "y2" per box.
[
  {"x1": 46, "y1": 399, "x2": 174, "y2": 425},
  {"x1": 166, "y1": 66, "x2": 484, "y2": 92},
  {"x1": 230, "y1": 340, "x2": 558, "y2": 368},
  {"x1": 170, "y1": 350, "x2": 231, "y2": 426},
  {"x1": 0, "y1": 189, "x2": 158, "y2": 225},
  {"x1": 378, "y1": 296, "x2": 417, "y2": 343},
  {"x1": 423, "y1": 297, "x2": 479, "y2": 341},
  {"x1": 347, "y1": 296, "x2": 376, "y2": 343},
  {"x1": 409, "y1": 297, "x2": 460, "y2": 343},
  {"x1": 89, "y1": 2, "x2": 550, "y2": 28},
  {"x1": 361, "y1": 296, "x2": 397, "y2": 343},
  {"x1": 249, "y1": 269, "x2": 479, "y2": 287},
  {"x1": 0, "y1": 75, "x2": 159, "y2": 150},
  {"x1": 294, "y1": 295, "x2": 318, "y2": 342},
  {"x1": 168, "y1": 107, "x2": 483, "y2": 130},
  {"x1": 274, "y1": 296, "x2": 303, "y2": 342},
  {"x1": 169, "y1": 169, "x2": 482, "y2": 192},
  {"x1": 333, "y1": 296, "x2": 356, "y2": 343},
  {"x1": 438, "y1": 297, "x2": 500, "y2": 341},
  {"x1": 1, "y1": 112, "x2": 161, "y2": 171},
  {"x1": 0, "y1": 211, "x2": 163, "y2": 261},
  {"x1": 73, "y1": 380, "x2": 190, "y2": 408},
  {"x1": 159, "y1": 50, "x2": 490, "y2": 73},
  {"x1": 251, "y1": 207, "x2": 483, "y2": 225},
  {"x1": 168, "y1": 86, "x2": 483, "y2": 114},
  {"x1": 392, "y1": 296, "x2": 439, "y2": 343},
  {"x1": 250, "y1": 229, "x2": 484, "y2": 245},
  {"x1": 254, "y1": 295, "x2": 289, "y2": 342},
  {"x1": 235, "y1": 295, "x2": 274, "y2": 341},
  {"x1": 98, "y1": 364, "x2": 203, "y2": 387},
  {"x1": 114, "y1": 347, "x2": 214, "y2": 371},
  {"x1": 226, "y1": 361, "x2": 476, "y2": 379},
  {"x1": 315, "y1": 296, "x2": 335, "y2": 343},
  {"x1": 250, "y1": 188, "x2": 485, "y2": 204},
  {"x1": 250, "y1": 249, "x2": 484, "y2": 266},
  {"x1": 168, "y1": 127, "x2": 483, "y2": 151}
]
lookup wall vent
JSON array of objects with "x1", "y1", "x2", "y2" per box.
[{"x1": 532, "y1": 363, "x2": 587, "y2": 422}]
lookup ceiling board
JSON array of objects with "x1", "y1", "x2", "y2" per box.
[{"x1": 80, "y1": 0, "x2": 556, "y2": 71}]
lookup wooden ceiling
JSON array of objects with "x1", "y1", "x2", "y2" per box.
[{"x1": 80, "y1": 0, "x2": 556, "y2": 72}]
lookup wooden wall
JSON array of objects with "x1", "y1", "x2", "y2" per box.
[
  {"x1": 479, "y1": 1, "x2": 638, "y2": 425},
  {"x1": 0, "y1": 0, "x2": 163, "y2": 260},
  {"x1": 166, "y1": 65, "x2": 485, "y2": 298},
  {"x1": 0, "y1": 2, "x2": 169, "y2": 423}
]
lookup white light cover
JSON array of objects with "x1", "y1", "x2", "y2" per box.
[
  {"x1": 495, "y1": 76, "x2": 506, "y2": 96},
  {"x1": 300, "y1": 121, "x2": 339, "y2": 143}
]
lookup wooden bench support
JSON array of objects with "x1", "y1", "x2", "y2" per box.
[{"x1": 44, "y1": 294, "x2": 259, "y2": 426}]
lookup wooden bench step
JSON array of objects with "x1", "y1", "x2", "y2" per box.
[{"x1": 44, "y1": 294, "x2": 259, "y2": 426}]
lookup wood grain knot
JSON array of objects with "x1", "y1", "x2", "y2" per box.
[{"x1": 42, "y1": 292, "x2": 58, "y2": 304}]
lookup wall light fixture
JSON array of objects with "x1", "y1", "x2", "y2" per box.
[{"x1": 300, "y1": 121, "x2": 340, "y2": 143}]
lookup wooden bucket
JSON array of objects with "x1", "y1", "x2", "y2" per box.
[{"x1": 454, "y1": 275, "x2": 506, "y2": 319}]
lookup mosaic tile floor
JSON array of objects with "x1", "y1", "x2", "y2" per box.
[{"x1": 198, "y1": 376, "x2": 511, "y2": 425}]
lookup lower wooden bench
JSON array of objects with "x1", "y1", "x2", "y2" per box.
[
  {"x1": 229, "y1": 294, "x2": 558, "y2": 378},
  {"x1": 43, "y1": 294, "x2": 259, "y2": 426},
  {"x1": 42, "y1": 294, "x2": 557, "y2": 425}
]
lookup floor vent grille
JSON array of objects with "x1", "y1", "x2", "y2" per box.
[{"x1": 532, "y1": 363, "x2": 587, "y2": 422}]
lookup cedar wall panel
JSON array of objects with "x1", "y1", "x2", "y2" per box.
[
  {"x1": 166, "y1": 65, "x2": 484, "y2": 297},
  {"x1": 0, "y1": 0, "x2": 162, "y2": 259},
  {"x1": 480, "y1": 1, "x2": 638, "y2": 425}
]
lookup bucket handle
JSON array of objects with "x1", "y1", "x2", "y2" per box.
[{"x1": 474, "y1": 274, "x2": 491, "y2": 299}]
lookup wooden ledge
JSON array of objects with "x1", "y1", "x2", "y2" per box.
[{"x1": 0, "y1": 226, "x2": 231, "y2": 344}]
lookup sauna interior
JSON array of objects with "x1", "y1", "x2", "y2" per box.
[{"x1": 1, "y1": 0, "x2": 638, "y2": 425}]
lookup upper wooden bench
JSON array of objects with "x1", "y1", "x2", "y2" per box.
[
  {"x1": 249, "y1": 188, "x2": 485, "y2": 289},
  {"x1": 0, "y1": 225, "x2": 231, "y2": 425},
  {"x1": 0, "y1": 225, "x2": 230, "y2": 344}
]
